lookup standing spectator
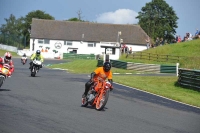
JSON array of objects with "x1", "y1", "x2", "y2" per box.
[
  {"x1": 175, "y1": 35, "x2": 178, "y2": 43},
  {"x1": 195, "y1": 29, "x2": 199, "y2": 36},
  {"x1": 186, "y1": 33, "x2": 189, "y2": 38},
  {"x1": 160, "y1": 38, "x2": 164, "y2": 46},
  {"x1": 193, "y1": 29, "x2": 200, "y2": 39},
  {"x1": 188, "y1": 33, "x2": 193, "y2": 41},
  {"x1": 155, "y1": 37, "x2": 159, "y2": 47},
  {"x1": 178, "y1": 36, "x2": 181, "y2": 42},
  {"x1": 145, "y1": 36, "x2": 150, "y2": 49},
  {"x1": 129, "y1": 47, "x2": 132, "y2": 54},
  {"x1": 125, "y1": 46, "x2": 129, "y2": 53},
  {"x1": 121, "y1": 43, "x2": 127, "y2": 54}
]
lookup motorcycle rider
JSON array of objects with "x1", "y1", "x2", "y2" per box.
[
  {"x1": 0, "y1": 52, "x2": 14, "y2": 77},
  {"x1": 82, "y1": 61, "x2": 114, "y2": 104},
  {"x1": 21, "y1": 53, "x2": 27, "y2": 63},
  {"x1": 29, "y1": 50, "x2": 44, "y2": 69}
]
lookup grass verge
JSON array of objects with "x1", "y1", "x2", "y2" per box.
[
  {"x1": 114, "y1": 75, "x2": 200, "y2": 107},
  {"x1": 0, "y1": 49, "x2": 19, "y2": 57}
]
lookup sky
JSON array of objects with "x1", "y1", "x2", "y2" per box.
[{"x1": 0, "y1": 0, "x2": 200, "y2": 38}]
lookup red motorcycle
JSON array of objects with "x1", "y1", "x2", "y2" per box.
[
  {"x1": 81, "y1": 77, "x2": 112, "y2": 111},
  {"x1": 0, "y1": 64, "x2": 10, "y2": 88}
]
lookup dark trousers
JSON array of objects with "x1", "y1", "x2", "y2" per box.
[{"x1": 84, "y1": 80, "x2": 94, "y2": 95}]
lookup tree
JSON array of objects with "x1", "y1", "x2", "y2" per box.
[
  {"x1": 0, "y1": 14, "x2": 23, "y2": 36},
  {"x1": 68, "y1": 17, "x2": 82, "y2": 21},
  {"x1": 136, "y1": 0, "x2": 178, "y2": 43},
  {"x1": 0, "y1": 14, "x2": 24, "y2": 46},
  {"x1": 23, "y1": 10, "x2": 55, "y2": 47}
]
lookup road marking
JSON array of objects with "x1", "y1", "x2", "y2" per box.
[
  {"x1": 52, "y1": 68, "x2": 68, "y2": 70},
  {"x1": 114, "y1": 82, "x2": 200, "y2": 109}
]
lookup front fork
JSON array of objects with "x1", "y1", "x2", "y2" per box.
[{"x1": 92, "y1": 88, "x2": 105, "y2": 106}]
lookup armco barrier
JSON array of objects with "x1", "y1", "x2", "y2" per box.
[
  {"x1": 126, "y1": 62, "x2": 160, "y2": 73},
  {"x1": 160, "y1": 65, "x2": 177, "y2": 73},
  {"x1": 97, "y1": 60, "x2": 177, "y2": 74},
  {"x1": 97, "y1": 60, "x2": 103, "y2": 67},
  {"x1": 63, "y1": 53, "x2": 95, "y2": 59},
  {"x1": 110, "y1": 60, "x2": 127, "y2": 69},
  {"x1": 178, "y1": 69, "x2": 200, "y2": 90}
]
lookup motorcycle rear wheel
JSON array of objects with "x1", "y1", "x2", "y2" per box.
[{"x1": 96, "y1": 90, "x2": 109, "y2": 111}]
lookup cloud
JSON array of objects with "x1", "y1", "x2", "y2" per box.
[{"x1": 95, "y1": 9, "x2": 138, "y2": 24}]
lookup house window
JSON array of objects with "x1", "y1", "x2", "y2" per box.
[
  {"x1": 88, "y1": 43, "x2": 96, "y2": 47},
  {"x1": 105, "y1": 48, "x2": 115, "y2": 55},
  {"x1": 38, "y1": 39, "x2": 44, "y2": 44},
  {"x1": 38, "y1": 39, "x2": 50, "y2": 44},
  {"x1": 64, "y1": 41, "x2": 72, "y2": 46},
  {"x1": 44, "y1": 39, "x2": 50, "y2": 44},
  {"x1": 106, "y1": 48, "x2": 112, "y2": 54},
  {"x1": 67, "y1": 41, "x2": 72, "y2": 46}
]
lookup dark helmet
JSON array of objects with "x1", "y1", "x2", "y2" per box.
[
  {"x1": 36, "y1": 50, "x2": 41, "y2": 56},
  {"x1": 103, "y1": 62, "x2": 111, "y2": 72}
]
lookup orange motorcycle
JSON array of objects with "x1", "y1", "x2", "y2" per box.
[{"x1": 81, "y1": 77, "x2": 112, "y2": 111}]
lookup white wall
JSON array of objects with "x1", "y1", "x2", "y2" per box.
[
  {"x1": 30, "y1": 39, "x2": 101, "y2": 54},
  {"x1": 29, "y1": 39, "x2": 146, "y2": 60},
  {"x1": 109, "y1": 49, "x2": 120, "y2": 60},
  {"x1": 17, "y1": 49, "x2": 33, "y2": 57},
  {"x1": 0, "y1": 44, "x2": 18, "y2": 52}
]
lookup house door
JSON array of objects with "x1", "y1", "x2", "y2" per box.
[{"x1": 67, "y1": 48, "x2": 78, "y2": 53}]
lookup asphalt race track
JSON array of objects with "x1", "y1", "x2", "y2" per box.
[{"x1": 0, "y1": 58, "x2": 199, "y2": 133}]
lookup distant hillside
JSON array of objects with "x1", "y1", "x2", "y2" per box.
[{"x1": 120, "y1": 39, "x2": 200, "y2": 69}]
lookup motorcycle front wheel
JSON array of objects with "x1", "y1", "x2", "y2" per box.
[
  {"x1": 23, "y1": 60, "x2": 26, "y2": 65},
  {"x1": 81, "y1": 97, "x2": 88, "y2": 107},
  {"x1": 0, "y1": 75, "x2": 5, "y2": 88},
  {"x1": 31, "y1": 66, "x2": 36, "y2": 77},
  {"x1": 95, "y1": 90, "x2": 109, "y2": 111}
]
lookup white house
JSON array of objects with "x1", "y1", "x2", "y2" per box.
[{"x1": 29, "y1": 18, "x2": 148, "y2": 60}]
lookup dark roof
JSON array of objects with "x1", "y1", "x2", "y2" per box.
[{"x1": 30, "y1": 18, "x2": 148, "y2": 45}]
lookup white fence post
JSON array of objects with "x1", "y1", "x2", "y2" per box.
[{"x1": 176, "y1": 63, "x2": 179, "y2": 76}]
